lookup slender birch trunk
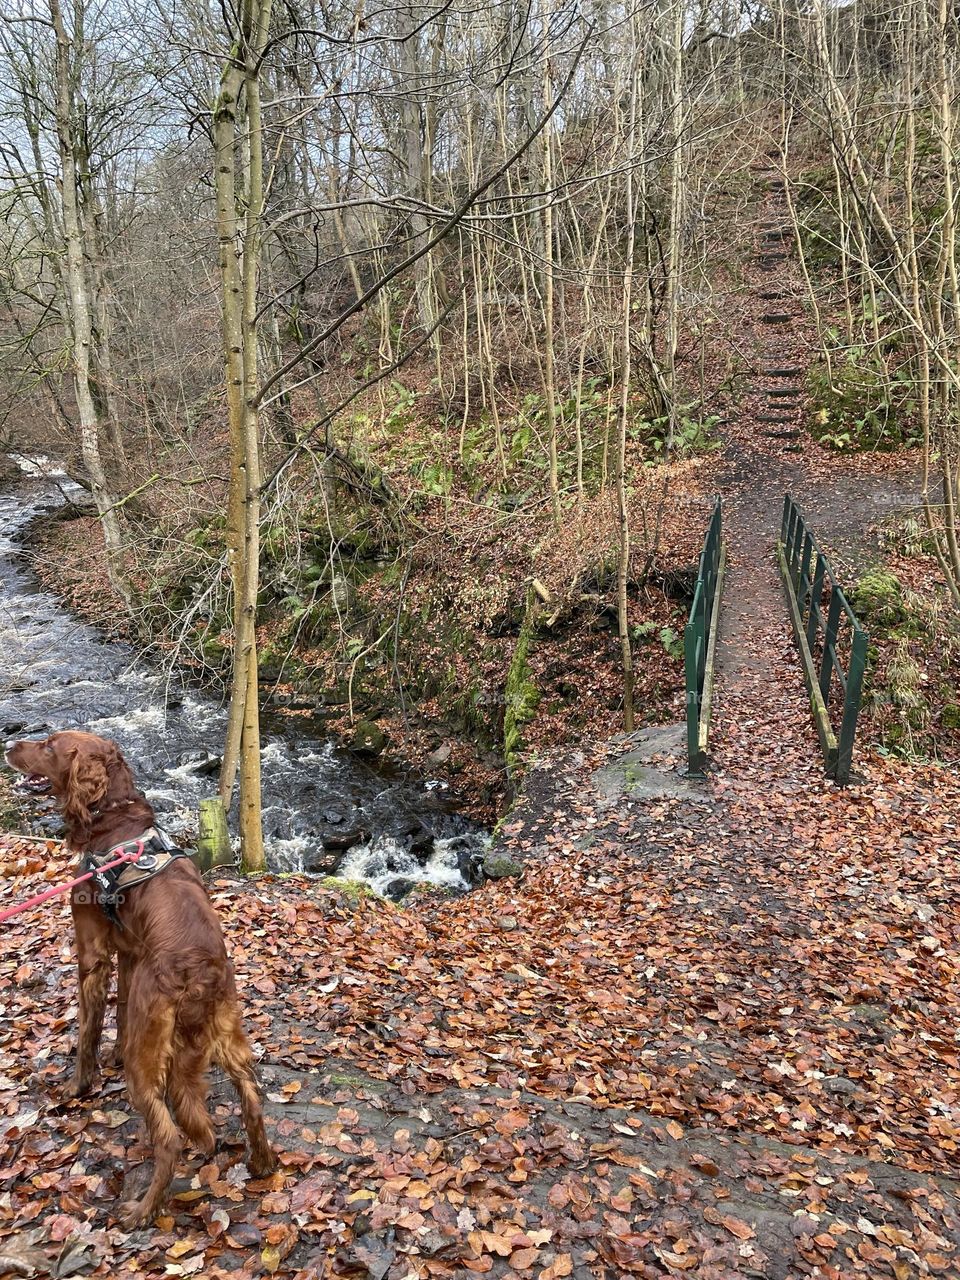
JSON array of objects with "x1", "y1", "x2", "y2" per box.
[
  {"x1": 49, "y1": 0, "x2": 131, "y2": 610},
  {"x1": 215, "y1": 0, "x2": 273, "y2": 872},
  {"x1": 617, "y1": 40, "x2": 640, "y2": 732}
]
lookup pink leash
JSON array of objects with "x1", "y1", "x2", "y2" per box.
[{"x1": 0, "y1": 848, "x2": 142, "y2": 924}]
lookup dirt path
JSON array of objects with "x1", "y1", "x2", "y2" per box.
[{"x1": 713, "y1": 157, "x2": 922, "y2": 787}]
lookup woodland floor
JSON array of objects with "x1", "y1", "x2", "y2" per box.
[{"x1": 0, "y1": 168, "x2": 958, "y2": 1279}]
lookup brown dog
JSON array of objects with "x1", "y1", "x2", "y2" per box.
[{"x1": 4, "y1": 730, "x2": 276, "y2": 1227}]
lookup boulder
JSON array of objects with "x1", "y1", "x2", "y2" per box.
[
  {"x1": 481, "y1": 850, "x2": 524, "y2": 880},
  {"x1": 383, "y1": 877, "x2": 416, "y2": 901},
  {"x1": 320, "y1": 827, "x2": 369, "y2": 852},
  {"x1": 351, "y1": 720, "x2": 387, "y2": 756},
  {"x1": 306, "y1": 850, "x2": 343, "y2": 875}
]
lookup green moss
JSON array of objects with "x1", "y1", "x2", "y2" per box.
[
  {"x1": 350, "y1": 721, "x2": 387, "y2": 755},
  {"x1": 200, "y1": 634, "x2": 229, "y2": 665},
  {"x1": 941, "y1": 703, "x2": 960, "y2": 730},
  {"x1": 482, "y1": 850, "x2": 523, "y2": 880},
  {"x1": 326, "y1": 1068, "x2": 388, "y2": 1091},
  {"x1": 807, "y1": 354, "x2": 918, "y2": 452},
  {"x1": 0, "y1": 777, "x2": 22, "y2": 832},
  {"x1": 318, "y1": 877, "x2": 378, "y2": 904},
  {"x1": 849, "y1": 568, "x2": 908, "y2": 630}
]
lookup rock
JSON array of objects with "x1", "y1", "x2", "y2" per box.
[
  {"x1": 454, "y1": 841, "x2": 486, "y2": 885},
  {"x1": 850, "y1": 1002, "x2": 887, "y2": 1026},
  {"x1": 383, "y1": 877, "x2": 416, "y2": 901},
  {"x1": 330, "y1": 575, "x2": 355, "y2": 614},
  {"x1": 482, "y1": 850, "x2": 524, "y2": 880},
  {"x1": 180, "y1": 752, "x2": 221, "y2": 777},
  {"x1": 321, "y1": 827, "x2": 369, "y2": 852},
  {"x1": 317, "y1": 877, "x2": 375, "y2": 905},
  {"x1": 409, "y1": 829, "x2": 433, "y2": 859},
  {"x1": 351, "y1": 720, "x2": 387, "y2": 756},
  {"x1": 286, "y1": 696, "x2": 320, "y2": 712},
  {"x1": 306, "y1": 851, "x2": 343, "y2": 875},
  {"x1": 427, "y1": 742, "x2": 452, "y2": 767},
  {"x1": 822, "y1": 1076, "x2": 859, "y2": 1097},
  {"x1": 497, "y1": 915, "x2": 518, "y2": 931}
]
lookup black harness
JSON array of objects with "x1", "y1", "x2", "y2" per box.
[{"x1": 81, "y1": 829, "x2": 189, "y2": 928}]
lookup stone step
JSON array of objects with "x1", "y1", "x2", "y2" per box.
[
  {"x1": 763, "y1": 366, "x2": 803, "y2": 377},
  {"x1": 758, "y1": 291, "x2": 787, "y2": 301},
  {"x1": 765, "y1": 387, "x2": 803, "y2": 397},
  {"x1": 764, "y1": 428, "x2": 803, "y2": 439},
  {"x1": 760, "y1": 312, "x2": 793, "y2": 324},
  {"x1": 758, "y1": 413, "x2": 797, "y2": 424}
]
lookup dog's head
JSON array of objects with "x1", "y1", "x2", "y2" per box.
[{"x1": 5, "y1": 731, "x2": 138, "y2": 839}]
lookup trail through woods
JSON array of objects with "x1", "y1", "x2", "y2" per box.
[{"x1": 0, "y1": 162, "x2": 958, "y2": 1279}]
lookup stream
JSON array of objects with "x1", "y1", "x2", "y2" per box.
[{"x1": 0, "y1": 460, "x2": 488, "y2": 897}]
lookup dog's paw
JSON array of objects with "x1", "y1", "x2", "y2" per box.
[
  {"x1": 61, "y1": 1071, "x2": 99, "y2": 1100},
  {"x1": 247, "y1": 1146, "x2": 278, "y2": 1178},
  {"x1": 116, "y1": 1199, "x2": 154, "y2": 1230}
]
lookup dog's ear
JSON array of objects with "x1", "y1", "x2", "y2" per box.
[
  {"x1": 62, "y1": 747, "x2": 109, "y2": 838},
  {"x1": 101, "y1": 740, "x2": 138, "y2": 805}
]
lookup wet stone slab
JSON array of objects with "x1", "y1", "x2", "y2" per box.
[{"x1": 591, "y1": 724, "x2": 713, "y2": 805}]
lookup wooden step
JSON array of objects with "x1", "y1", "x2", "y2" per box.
[
  {"x1": 758, "y1": 414, "x2": 797, "y2": 423},
  {"x1": 764, "y1": 429, "x2": 802, "y2": 439},
  {"x1": 760, "y1": 312, "x2": 793, "y2": 323},
  {"x1": 763, "y1": 366, "x2": 802, "y2": 377},
  {"x1": 765, "y1": 387, "x2": 803, "y2": 397}
]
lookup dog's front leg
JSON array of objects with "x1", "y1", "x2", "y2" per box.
[{"x1": 64, "y1": 899, "x2": 112, "y2": 1098}]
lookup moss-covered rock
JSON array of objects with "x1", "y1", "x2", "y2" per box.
[
  {"x1": 350, "y1": 720, "x2": 387, "y2": 755},
  {"x1": 482, "y1": 850, "x2": 524, "y2": 880},
  {"x1": 318, "y1": 876, "x2": 378, "y2": 904},
  {"x1": 850, "y1": 568, "x2": 908, "y2": 630}
]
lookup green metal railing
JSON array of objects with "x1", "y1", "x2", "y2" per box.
[
  {"x1": 779, "y1": 494, "x2": 868, "y2": 785},
  {"x1": 685, "y1": 496, "x2": 725, "y2": 777}
]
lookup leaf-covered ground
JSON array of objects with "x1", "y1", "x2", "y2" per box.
[
  {"x1": 1, "y1": 699, "x2": 958, "y2": 1279},
  {"x1": 1, "y1": 161, "x2": 958, "y2": 1280}
]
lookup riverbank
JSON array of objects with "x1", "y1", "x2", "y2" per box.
[
  {"x1": 0, "y1": 476, "x2": 493, "y2": 896},
  {"x1": 24, "y1": 464, "x2": 709, "y2": 826}
]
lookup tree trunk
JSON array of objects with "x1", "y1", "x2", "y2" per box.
[
  {"x1": 214, "y1": 0, "x2": 273, "y2": 874},
  {"x1": 48, "y1": 0, "x2": 131, "y2": 611}
]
